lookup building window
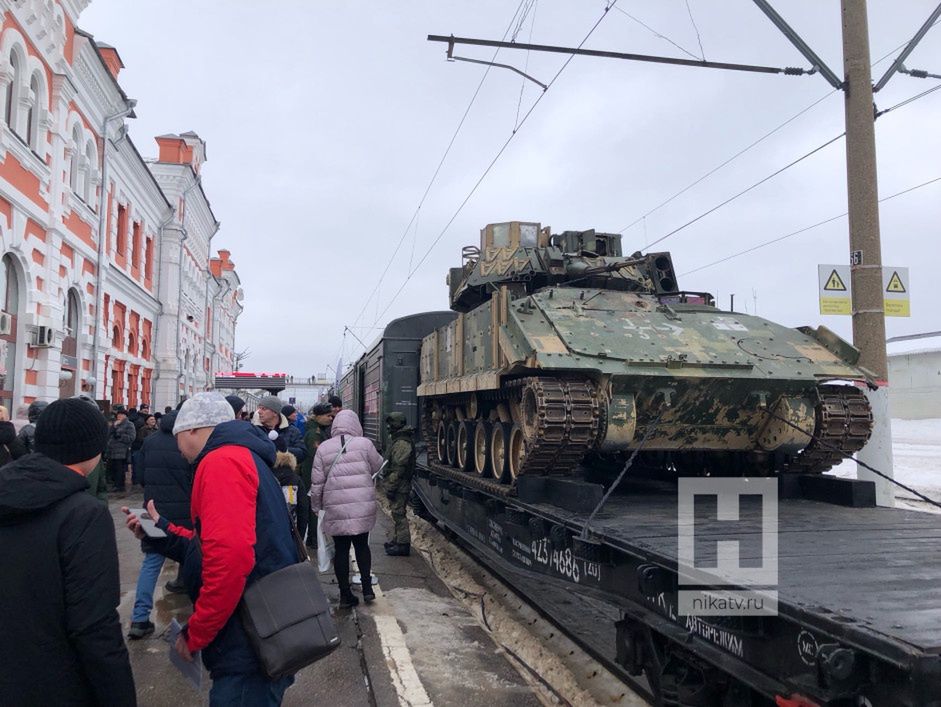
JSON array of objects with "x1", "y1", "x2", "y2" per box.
[
  {"x1": 131, "y1": 221, "x2": 141, "y2": 269},
  {"x1": 112, "y1": 325, "x2": 121, "y2": 350},
  {"x1": 128, "y1": 332, "x2": 136, "y2": 356},
  {"x1": 141, "y1": 337, "x2": 150, "y2": 359},
  {"x1": 5, "y1": 51, "x2": 20, "y2": 130},
  {"x1": 84, "y1": 140, "x2": 96, "y2": 204},
  {"x1": 0, "y1": 255, "x2": 20, "y2": 410},
  {"x1": 25, "y1": 74, "x2": 38, "y2": 150},
  {"x1": 144, "y1": 237, "x2": 154, "y2": 282},
  {"x1": 70, "y1": 124, "x2": 83, "y2": 194},
  {"x1": 116, "y1": 204, "x2": 127, "y2": 257}
]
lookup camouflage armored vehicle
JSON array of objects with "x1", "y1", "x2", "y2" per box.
[{"x1": 417, "y1": 221, "x2": 873, "y2": 483}]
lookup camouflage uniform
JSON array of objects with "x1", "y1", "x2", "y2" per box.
[
  {"x1": 383, "y1": 414, "x2": 416, "y2": 548},
  {"x1": 299, "y1": 418, "x2": 332, "y2": 545}
]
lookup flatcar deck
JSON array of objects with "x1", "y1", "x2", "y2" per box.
[
  {"x1": 415, "y1": 463, "x2": 941, "y2": 704},
  {"x1": 531, "y1": 486, "x2": 941, "y2": 654}
]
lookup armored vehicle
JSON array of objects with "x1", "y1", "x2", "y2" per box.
[{"x1": 417, "y1": 221, "x2": 873, "y2": 482}]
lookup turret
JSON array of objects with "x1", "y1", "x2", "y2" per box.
[{"x1": 447, "y1": 221, "x2": 681, "y2": 313}]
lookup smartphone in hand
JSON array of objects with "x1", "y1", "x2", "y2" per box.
[{"x1": 127, "y1": 508, "x2": 167, "y2": 538}]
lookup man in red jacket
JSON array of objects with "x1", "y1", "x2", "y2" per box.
[{"x1": 125, "y1": 391, "x2": 298, "y2": 705}]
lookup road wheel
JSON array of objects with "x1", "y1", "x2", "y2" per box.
[
  {"x1": 508, "y1": 425, "x2": 527, "y2": 482},
  {"x1": 490, "y1": 422, "x2": 513, "y2": 483},
  {"x1": 436, "y1": 419, "x2": 448, "y2": 464},
  {"x1": 446, "y1": 420, "x2": 459, "y2": 467},
  {"x1": 473, "y1": 420, "x2": 492, "y2": 477},
  {"x1": 457, "y1": 421, "x2": 475, "y2": 472}
]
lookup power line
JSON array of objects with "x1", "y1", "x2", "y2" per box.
[
  {"x1": 371, "y1": 2, "x2": 619, "y2": 330},
  {"x1": 680, "y1": 175, "x2": 941, "y2": 276},
  {"x1": 348, "y1": 0, "x2": 529, "y2": 334},
  {"x1": 684, "y1": 0, "x2": 706, "y2": 60},
  {"x1": 642, "y1": 66, "x2": 941, "y2": 252},
  {"x1": 616, "y1": 23, "x2": 935, "y2": 237},
  {"x1": 609, "y1": 4, "x2": 700, "y2": 61},
  {"x1": 618, "y1": 89, "x2": 838, "y2": 234},
  {"x1": 643, "y1": 131, "x2": 845, "y2": 249}
]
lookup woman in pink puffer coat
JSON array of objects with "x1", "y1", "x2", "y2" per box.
[{"x1": 310, "y1": 409, "x2": 382, "y2": 607}]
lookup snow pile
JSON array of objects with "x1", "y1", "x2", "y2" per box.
[{"x1": 829, "y1": 418, "x2": 941, "y2": 507}]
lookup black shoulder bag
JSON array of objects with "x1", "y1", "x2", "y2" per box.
[{"x1": 238, "y1": 446, "x2": 348, "y2": 679}]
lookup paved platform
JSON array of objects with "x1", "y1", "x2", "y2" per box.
[{"x1": 110, "y1": 492, "x2": 540, "y2": 706}]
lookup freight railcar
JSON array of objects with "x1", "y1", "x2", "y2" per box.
[{"x1": 338, "y1": 311, "x2": 456, "y2": 451}]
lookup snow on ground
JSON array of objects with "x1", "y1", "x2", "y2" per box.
[{"x1": 829, "y1": 418, "x2": 941, "y2": 511}]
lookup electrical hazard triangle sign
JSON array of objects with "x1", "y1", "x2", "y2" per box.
[
  {"x1": 885, "y1": 270, "x2": 906, "y2": 293},
  {"x1": 823, "y1": 269, "x2": 847, "y2": 291}
]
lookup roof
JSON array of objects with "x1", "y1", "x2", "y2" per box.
[{"x1": 887, "y1": 333, "x2": 941, "y2": 356}]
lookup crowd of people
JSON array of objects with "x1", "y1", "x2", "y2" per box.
[{"x1": 0, "y1": 390, "x2": 417, "y2": 706}]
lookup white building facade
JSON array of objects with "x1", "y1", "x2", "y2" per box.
[{"x1": 0, "y1": 0, "x2": 242, "y2": 412}]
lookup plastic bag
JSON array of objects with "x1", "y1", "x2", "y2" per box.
[{"x1": 316, "y1": 512, "x2": 334, "y2": 573}]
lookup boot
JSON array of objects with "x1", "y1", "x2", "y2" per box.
[
  {"x1": 385, "y1": 543, "x2": 411, "y2": 557},
  {"x1": 383, "y1": 540, "x2": 395, "y2": 549},
  {"x1": 361, "y1": 580, "x2": 375, "y2": 604},
  {"x1": 127, "y1": 621, "x2": 155, "y2": 640},
  {"x1": 338, "y1": 590, "x2": 359, "y2": 608}
]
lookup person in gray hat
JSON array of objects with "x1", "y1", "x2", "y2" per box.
[
  {"x1": 253, "y1": 395, "x2": 306, "y2": 465},
  {"x1": 123, "y1": 391, "x2": 299, "y2": 703}
]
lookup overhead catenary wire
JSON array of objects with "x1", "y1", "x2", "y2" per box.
[
  {"x1": 680, "y1": 174, "x2": 941, "y2": 276},
  {"x1": 617, "y1": 26, "x2": 936, "y2": 236},
  {"x1": 642, "y1": 73, "x2": 941, "y2": 252},
  {"x1": 347, "y1": 0, "x2": 530, "y2": 336},
  {"x1": 609, "y1": 3, "x2": 701, "y2": 61},
  {"x1": 371, "y1": 2, "x2": 620, "y2": 329},
  {"x1": 684, "y1": 0, "x2": 706, "y2": 60},
  {"x1": 642, "y1": 131, "x2": 846, "y2": 250}
]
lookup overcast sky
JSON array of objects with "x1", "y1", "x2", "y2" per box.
[{"x1": 80, "y1": 1, "x2": 941, "y2": 378}]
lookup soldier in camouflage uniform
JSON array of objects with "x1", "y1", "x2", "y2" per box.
[
  {"x1": 299, "y1": 402, "x2": 335, "y2": 547},
  {"x1": 382, "y1": 412, "x2": 415, "y2": 557}
]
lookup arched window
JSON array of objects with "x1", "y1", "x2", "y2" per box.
[
  {"x1": 65, "y1": 290, "x2": 81, "y2": 337},
  {"x1": 69, "y1": 124, "x2": 82, "y2": 193},
  {"x1": 127, "y1": 332, "x2": 136, "y2": 356},
  {"x1": 83, "y1": 140, "x2": 96, "y2": 203},
  {"x1": 26, "y1": 73, "x2": 40, "y2": 150},
  {"x1": 5, "y1": 51, "x2": 20, "y2": 128},
  {"x1": 1, "y1": 254, "x2": 19, "y2": 314},
  {"x1": 141, "y1": 337, "x2": 150, "y2": 360},
  {"x1": 112, "y1": 325, "x2": 121, "y2": 350}
]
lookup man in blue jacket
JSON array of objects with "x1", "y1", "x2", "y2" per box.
[
  {"x1": 125, "y1": 392, "x2": 298, "y2": 705},
  {"x1": 128, "y1": 410, "x2": 192, "y2": 639}
]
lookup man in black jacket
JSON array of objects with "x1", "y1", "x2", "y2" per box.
[
  {"x1": 128, "y1": 410, "x2": 192, "y2": 638},
  {"x1": 0, "y1": 398, "x2": 136, "y2": 705}
]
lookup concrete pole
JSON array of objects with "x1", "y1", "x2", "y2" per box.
[{"x1": 841, "y1": 0, "x2": 894, "y2": 506}]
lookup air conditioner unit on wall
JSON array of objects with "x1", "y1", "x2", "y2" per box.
[
  {"x1": 31, "y1": 325, "x2": 55, "y2": 348},
  {"x1": 0, "y1": 312, "x2": 11, "y2": 336}
]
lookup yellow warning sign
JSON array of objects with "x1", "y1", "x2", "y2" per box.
[
  {"x1": 823, "y1": 269, "x2": 847, "y2": 291},
  {"x1": 885, "y1": 271, "x2": 906, "y2": 293},
  {"x1": 884, "y1": 299, "x2": 910, "y2": 317},
  {"x1": 819, "y1": 297, "x2": 851, "y2": 315}
]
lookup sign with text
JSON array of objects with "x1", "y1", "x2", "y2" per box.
[{"x1": 817, "y1": 264, "x2": 910, "y2": 317}]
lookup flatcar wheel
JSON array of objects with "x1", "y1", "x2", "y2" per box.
[
  {"x1": 446, "y1": 421, "x2": 459, "y2": 467},
  {"x1": 436, "y1": 420, "x2": 448, "y2": 463},
  {"x1": 457, "y1": 421, "x2": 475, "y2": 472},
  {"x1": 490, "y1": 422, "x2": 513, "y2": 483},
  {"x1": 508, "y1": 425, "x2": 526, "y2": 482},
  {"x1": 473, "y1": 420, "x2": 493, "y2": 477}
]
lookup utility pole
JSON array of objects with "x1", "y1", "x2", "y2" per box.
[{"x1": 841, "y1": 0, "x2": 893, "y2": 506}]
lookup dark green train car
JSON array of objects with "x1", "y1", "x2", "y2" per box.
[{"x1": 339, "y1": 311, "x2": 456, "y2": 451}]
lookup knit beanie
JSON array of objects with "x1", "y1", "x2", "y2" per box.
[
  {"x1": 173, "y1": 392, "x2": 234, "y2": 435},
  {"x1": 257, "y1": 395, "x2": 282, "y2": 414},
  {"x1": 225, "y1": 395, "x2": 246, "y2": 416},
  {"x1": 281, "y1": 404, "x2": 296, "y2": 417},
  {"x1": 35, "y1": 398, "x2": 108, "y2": 465}
]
